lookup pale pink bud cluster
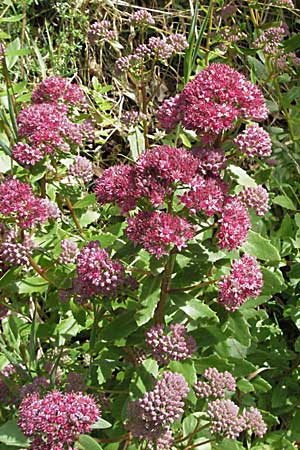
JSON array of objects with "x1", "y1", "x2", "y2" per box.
[
  {"x1": 158, "y1": 63, "x2": 268, "y2": 136},
  {"x1": 127, "y1": 371, "x2": 189, "y2": 443},
  {"x1": 157, "y1": 94, "x2": 182, "y2": 132},
  {"x1": 235, "y1": 125, "x2": 272, "y2": 158},
  {"x1": 218, "y1": 196, "x2": 251, "y2": 250},
  {"x1": 68, "y1": 156, "x2": 93, "y2": 183},
  {"x1": 0, "y1": 229, "x2": 34, "y2": 266},
  {"x1": 59, "y1": 239, "x2": 79, "y2": 264},
  {"x1": 194, "y1": 367, "x2": 236, "y2": 398},
  {"x1": 274, "y1": 0, "x2": 294, "y2": 7},
  {"x1": 180, "y1": 175, "x2": 227, "y2": 216},
  {"x1": 242, "y1": 406, "x2": 267, "y2": 437},
  {"x1": 18, "y1": 390, "x2": 100, "y2": 449},
  {"x1": 145, "y1": 323, "x2": 197, "y2": 365},
  {"x1": 219, "y1": 254, "x2": 263, "y2": 311},
  {"x1": 41, "y1": 198, "x2": 60, "y2": 219},
  {"x1": 128, "y1": 9, "x2": 155, "y2": 26},
  {"x1": 88, "y1": 20, "x2": 117, "y2": 43},
  {"x1": 31, "y1": 76, "x2": 87, "y2": 108},
  {"x1": 76, "y1": 241, "x2": 125, "y2": 296},
  {"x1": 148, "y1": 427, "x2": 174, "y2": 450},
  {"x1": 122, "y1": 110, "x2": 147, "y2": 126},
  {"x1": 240, "y1": 186, "x2": 269, "y2": 216},
  {"x1": 116, "y1": 33, "x2": 187, "y2": 72},
  {"x1": 0, "y1": 178, "x2": 54, "y2": 229},
  {"x1": 126, "y1": 211, "x2": 195, "y2": 258},
  {"x1": 208, "y1": 399, "x2": 246, "y2": 439},
  {"x1": 254, "y1": 27, "x2": 286, "y2": 55}
]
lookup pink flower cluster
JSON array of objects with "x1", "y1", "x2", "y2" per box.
[
  {"x1": 18, "y1": 390, "x2": 100, "y2": 450},
  {"x1": 76, "y1": 241, "x2": 125, "y2": 296},
  {"x1": 13, "y1": 77, "x2": 91, "y2": 166},
  {"x1": 207, "y1": 399, "x2": 267, "y2": 439},
  {"x1": 208, "y1": 399, "x2": 246, "y2": 439},
  {"x1": 218, "y1": 196, "x2": 251, "y2": 250},
  {"x1": 68, "y1": 156, "x2": 93, "y2": 184},
  {"x1": 126, "y1": 211, "x2": 195, "y2": 258},
  {"x1": 88, "y1": 20, "x2": 117, "y2": 43},
  {"x1": 59, "y1": 239, "x2": 79, "y2": 264},
  {"x1": 145, "y1": 323, "x2": 197, "y2": 365},
  {"x1": 234, "y1": 125, "x2": 272, "y2": 158},
  {"x1": 116, "y1": 33, "x2": 187, "y2": 72},
  {"x1": 128, "y1": 9, "x2": 155, "y2": 26},
  {"x1": 219, "y1": 254, "x2": 263, "y2": 311},
  {"x1": 158, "y1": 63, "x2": 268, "y2": 136},
  {"x1": 180, "y1": 175, "x2": 227, "y2": 216},
  {"x1": 194, "y1": 367, "x2": 236, "y2": 398},
  {"x1": 0, "y1": 178, "x2": 54, "y2": 229},
  {"x1": 127, "y1": 371, "x2": 189, "y2": 444},
  {"x1": 0, "y1": 229, "x2": 34, "y2": 266},
  {"x1": 254, "y1": 27, "x2": 286, "y2": 55},
  {"x1": 31, "y1": 76, "x2": 87, "y2": 107},
  {"x1": 191, "y1": 147, "x2": 227, "y2": 177},
  {"x1": 240, "y1": 186, "x2": 269, "y2": 216}
]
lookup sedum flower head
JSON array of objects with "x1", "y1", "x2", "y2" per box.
[
  {"x1": 18, "y1": 390, "x2": 100, "y2": 449},
  {"x1": 145, "y1": 323, "x2": 197, "y2": 365},
  {"x1": 88, "y1": 20, "x2": 117, "y2": 43},
  {"x1": 127, "y1": 371, "x2": 189, "y2": 442},
  {"x1": 159, "y1": 63, "x2": 268, "y2": 136},
  {"x1": 0, "y1": 178, "x2": 54, "y2": 229},
  {"x1": 126, "y1": 211, "x2": 195, "y2": 258},
  {"x1": 240, "y1": 186, "x2": 269, "y2": 216},
  {"x1": 207, "y1": 398, "x2": 246, "y2": 439},
  {"x1": 242, "y1": 406, "x2": 267, "y2": 437},
  {"x1": 76, "y1": 241, "x2": 125, "y2": 297},
  {"x1": 235, "y1": 125, "x2": 272, "y2": 158},
  {"x1": 219, "y1": 254, "x2": 263, "y2": 311},
  {"x1": 217, "y1": 196, "x2": 251, "y2": 250},
  {"x1": 68, "y1": 156, "x2": 93, "y2": 184},
  {"x1": 194, "y1": 367, "x2": 236, "y2": 398},
  {"x1": 0, "y1": 229, "x2": 34, "y2": 266},
  {"x1": 128, "y1": 9, "x2": 155, "y2": 26},
  {"x1": 59, "y1": 239, "x2": 79, "y2": 264},
  {"x1": 31, "y1": 76, "x2": 87, "y2": 108},
  {"x1": 12, "y1": 142, "x2": 43, "y2": 166},
  {"x1": 254, "y1": 27, "x2": 286, "y2": 55}
]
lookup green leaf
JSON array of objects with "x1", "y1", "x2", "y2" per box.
[
  {"x1": 91, "y1": 418, "x2": 112, "y2": 429},
  {"x1": 79, "y1": 210, "x2": 100, "y2": 227},
  {"x1": 0, "y1": 14, "x2": 24, "y2": 23},
  {"x1": 70, "y1": 299, "x2": 87, "y2": 326},
  {"x1": 242, "y1": 230, "x2": 281, "y2": 262},
  {"x1": 17, "y1": 276, "x2": 48, "y2": 294},
  {"x1": 252, "y1": 376, "x2": 272, "y2": 393},
  {"x1": 135, "y1": 275, "x2": 161, "y2": 326},
  {"x1": 76, "y1": 435, "x2": 103, "y2": 450},
  {"x1": 101, "y1": 311, "x2": 137, "y2": 341},
  {"x1": 237, "y1": 378, "x2": 254, "y2": 393},
  {"x1": 272, "y1": 195, "x2": 296, "y2": 210},
  {"x1": 128, "y1": 125, "x2": 145, "y2": 161},
  {"x1": 169, "y1": 360, "x2": 197, "y2": 385},
  {"x1": 180, "y1": 298, "x2": 218, "y2": 322},
  {"x1": 0, "y1": 420, "x2": 29, "y2": 447},
  {"x1": 5, "y1": 38, "x2": 20, "y2": 69},
  {"x1": 228, "y1": 312, "x2": 251, "y2": 346},
  {"x1": 0, "y1": 153, "x2": 12, "y2": 173},
  {"x1": 73, "y1": 194, "x2": 96, "y2": 209},
  {"x1": 228, "y1": 164, "x2": 257, "y2": 187},
  {"x1": 261, "y1": 268, "x2": 286, "y2": 295}
]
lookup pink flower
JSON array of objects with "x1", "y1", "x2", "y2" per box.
[
  {"x1": 126, "y1": 211, "x2": 195, "y2": 258},
  {"x1": 0, "y1": 229, "x2": 34, "y2": 266},
  {"x1": 191, "y1": 147, "x2": 227, "y2": 177},
  {"x1": 194, "y1": 367, "x2": 236, "y2": 398},
  {"x1": 59, "y1": 239, "x2": 79, "y2": 264},
  {"x1": 157, "y1": 94, "x2": 182, "y2": 132},
  {"x1": 180, "y1": 175, "x2": 227, "y2": 216},
  {"x1": 145, "y1": 323, "x2": 197, "y2": 365},
  {"x1": 219, "y1": 254, "x2": 263, "y2": 311},
  {"x1": 242, "y1": 407, "x2": 267, "y2": 437},
  {"x1": 207, "y1": 399, "x2": 246, "y2": 439},
  {"x1": 18, "y1": 390, "x2": 100, "y2": 449},
  {"x1": 129, "y1": 10, "x2": 155, "y2": 26},
  {"x1": 234, "y1": 125, "x2": 272, "y2": 158},
  {"x1": 159, "y1": 63, "x2": 268, "y2": 135},
  {"x1": 12, "y1": 143, "x2": 43, "y2": 166},
  {"x1": 240, "y1": 186, "x2": 269, "y2": 216},
  {"x1": 68, "y1": 156, "x2": 93, "y2": 184},
  {"x1": 218, "y1": 196, "x2": 251, "y2": 250},
  {"x1": 76, "y1": 241, "x2": 125, "y2": 296},
  {"x1": 0, "y1": 178, "x2": 53, "y2": 229},
  {"x1": 31, "y1": 76, "x2": 87, "y2": 108}
]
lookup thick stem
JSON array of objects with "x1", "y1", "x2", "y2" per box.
[
  {"x1": 28, "y1": 256, "x2": 51, "y2": 283},
  {"x1": 154, "y1": 250, "x2": 176, "y2": 324},
  {"x1": 65, "y1": 197, "x2": 83, "y2": 235}
]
